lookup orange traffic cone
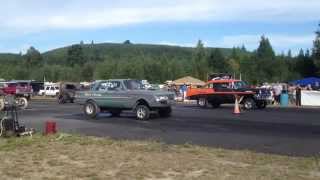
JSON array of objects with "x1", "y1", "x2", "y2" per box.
[{"x1": 233, "y1": 96, "x2": 241, "y2": 115}]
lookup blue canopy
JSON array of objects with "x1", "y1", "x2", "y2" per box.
[{"x1": 290, "y1": 77, "x2": 320, "y2": 86}]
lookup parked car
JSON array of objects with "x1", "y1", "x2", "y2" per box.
[
  {"x1": 57, "y1": 82, "x2": 80, "y2": 104},
  {"x1": 75, "y1": 79, "x2": 175, "y2": 120},
  {"x1": 38, "y1": 85, "x2": 60, "y2": 96}
]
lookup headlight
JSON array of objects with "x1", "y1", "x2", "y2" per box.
[{"x1": 155, "y1": 95, "x2": 169, "y2": 102}]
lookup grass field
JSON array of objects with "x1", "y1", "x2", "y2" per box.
[{"x1": 0, "y1": 134, "x2": 319, "y2": 180}]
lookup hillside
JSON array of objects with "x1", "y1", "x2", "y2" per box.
[
  {"x1": 0, "y1": 42, "x2": 249, "y2": 83},
  {"x1": 42, "y1": 42, "x2": 235, "y2": 64}
]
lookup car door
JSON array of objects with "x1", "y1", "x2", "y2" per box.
[
  {"x1": 213, "y1": 82, "x2": 234, "y2": 103},
  {"x1": 92, "y1": 81, "x2": 124, "y2": 108},
  {"x1": 104, "y1": 81, "x2": 128, "y2": 108}
]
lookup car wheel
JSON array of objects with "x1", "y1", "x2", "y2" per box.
[
  {"x1": 243, "y1": 98, "x2": 256, "y2": 110},
  {"x1": 135, "y1": 105, "x2": 150, "y2": 121},
  {"x1": 198, "y1": 97, "x2": 208, "y2": 108},
  {"x1": 159, "y1": 107, "x2": 172, "y2": 118},
  {"x1": 83, "y1": 101, "x2": 100, "y2": 119},
  {"x1": 110, "y1": 110, "x2": 122, "y2": 117},
  {"x1": 17, "y1": 97, "x2": 28, "y2": 110}
]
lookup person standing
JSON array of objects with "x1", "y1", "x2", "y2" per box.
[{"x1": 295, "y1": 85, "x2": 301, "y2": 106}]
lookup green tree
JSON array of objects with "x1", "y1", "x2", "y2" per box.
[
  {"x1": 24, "y1": 46, "x2": 43, "y2": 68},
  {"x1": 192, "y1": 40, "x2": 208, "y2": 80},
  {"x1": 256, "y1": 36, "x2": 275, "y2": 59},
  {"x1": 67, "y1": 44, "x2": 85, "y2": 66},
  {"x1": 123, "y1": 40, "x2": 132, "y2": 45},
  {"x1": 313, "y1": 23, "x2": 320, "y2": 74},
  {"x1": 208, "y1": 49, "x2": 230, "y2": 74}
]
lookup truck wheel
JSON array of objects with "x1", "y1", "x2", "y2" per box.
[
  {"x1": 83, "y1": 101, "x2": 100, "y2": 119},
  {"x1": 110, "y1": 110, "x2": 122, "y2": 117},
  {"x1": 210, "y1": 102, "x2": 221, "y2": 108},
  {"x1": 256, "y1": 101, "x2": 267, "y2": 109},
  {"x1": 159, "y1": 107, "x2": 172, "y2": 118},
  {"x1": 243, "y1": 98, "x2": 255, "y2": 110},
  {"x1": 0, "y1": 98, "x2": 4, "y2": 111},
  {"x1": 198, "y1": 97, "x2": 208, "y2": 108},
  {"x1": 135, "y1": 105, "x2": 150, "y2": 121},
  {"x1": 58, "y1": 95, "x2": 66, "y2": 104},
  {"x1": 17, "y1": 97, "x2": 28, "y2": 109}
]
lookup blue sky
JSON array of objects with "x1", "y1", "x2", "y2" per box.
[{"x1": 0, "y1": 0, "x2": 319, "y2": 55}]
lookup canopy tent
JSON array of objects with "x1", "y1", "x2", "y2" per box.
[
  {"x1": 172, "y1": 76, "x2": 205, "y2": 86},
  {"x1": 290, "y1": 77, "x2": 320, "y2": 86}
]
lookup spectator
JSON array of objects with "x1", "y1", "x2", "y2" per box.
[
  {"x1": 180, "y1": 84, "x2": 187, "y2": 101},
  {"x1": 295, "y1": 85, "x2": 301, "y2": 107},
  {"x1": 274, "y1": 84, "x2": 282, "y2": 105}
]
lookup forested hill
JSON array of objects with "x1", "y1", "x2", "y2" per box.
[
  {"x1": 41, "y1": 42, "x2": 235, "y2": 65},
  {"x1": 0, "y1": 41, "x2": 243, "y2": 83}
]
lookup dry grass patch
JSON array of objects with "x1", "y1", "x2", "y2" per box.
[{"x1": 0, "y1": 134, "x2": 319, "y2": 180}]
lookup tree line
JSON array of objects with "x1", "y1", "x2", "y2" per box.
[{"x1": 0, "y1": 24, "x2": 319, "y2": 84}]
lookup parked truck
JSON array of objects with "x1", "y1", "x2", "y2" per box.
[{"x1": 0, "y1": 81, "x2": 33, "y2": 109}]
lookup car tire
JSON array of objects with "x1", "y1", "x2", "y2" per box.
[
  {"x1": 110, "y1": 110, "x2": 122, "y2": 117},
  {"x1": 83, "y1": 101, "x2": 100, "y2": 119},
  {"x1": 198, "y1": 97, "x2": 208, "y2": 108},
  {"x1": 135, "y1": 105, "x2": 150, "y2": 121},
  {"x1": 159, "y1": 107, "x2": 172, "y2": 118},
  {"x1": 17, "y1": 97, "x2": 28, "y2": 110},
  {"x1": 243, "y1": 98, "x2": 256, "y2": 110}
]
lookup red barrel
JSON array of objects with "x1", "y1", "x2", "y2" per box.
[{"x1": 45, "y1": 121, "x2": 57, "y2": 135}]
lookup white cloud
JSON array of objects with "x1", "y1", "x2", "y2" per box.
[{"x1": 0, "y1": 0, "x2": 319, "y2": 33}]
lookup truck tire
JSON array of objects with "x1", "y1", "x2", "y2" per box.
[
  {"x1": 83, "y1": 101, "x2": 100, "y2": 119},
  {"x1": 0, "y1": 98, "x2": 4, "y2": 111},
  {"x1": 135, "y1": 105, "x2": 150, "y2": 121},
  {"x1": 17, "y1": 97, "x2": 28, "y2": 110},
  {"x1": 159, "y1": 107, "x2": 172, "y2": 118},
  {"x1": 256, "y1": 101, "x2": 267, "y2": 109},
  {"x1": 198, "y1": 97, "x2": 208, "y2": 108},
  {"x1": 58, "y1": 95, "x2": 66, "y2": 104},
  {"x1": 210, "y1": 102, "x2": 221, "y2": 108},
  {"x1": 243, "y1": 98, "x2": 255, "y2": 110}
]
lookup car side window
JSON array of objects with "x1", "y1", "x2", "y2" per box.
[
  {"x1": 98, "y1": 81, "x2": 122, "y2": 91},
  {"x1": 213, "y1": 83, "x2": 230, "y2": 91},
  {"x1": 50, "y1": 87, "x2": 54, "y2": 90},
  {"x1": 46, "y1": 87, "x2": 50, "y2": 90}
]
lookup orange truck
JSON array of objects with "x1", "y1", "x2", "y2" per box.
[{"x1": 186, "y1": 78, "x2": 269, "y2": 110}]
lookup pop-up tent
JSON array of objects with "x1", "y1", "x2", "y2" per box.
[{"x1": 290, "y1": 77, "x2": 320, "y2": 86}]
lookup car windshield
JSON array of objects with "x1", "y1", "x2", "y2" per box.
[
  {"x1": 124, "y1": 80, "x2": 144, "y2": 90},
  {"x1": 233, "y1": 81, "x2": 248, "y2": 89}
]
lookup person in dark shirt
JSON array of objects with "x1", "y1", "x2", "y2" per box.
[{"x1": 295, "y1": 85, "x2": 301, "y2": 106}]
